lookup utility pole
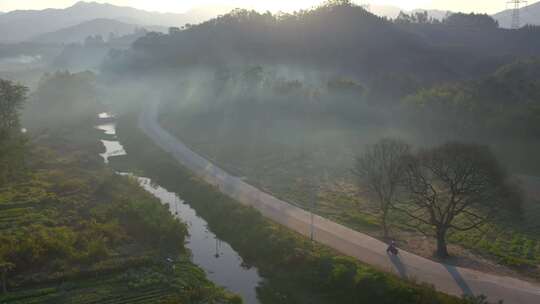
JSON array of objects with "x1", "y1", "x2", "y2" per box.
[
  {"x1": 508, "y1": 0, "x2": 528, "y2": 29},
  {"x1": 310, "y1": 186, "x2": 315, "y2": 241}
]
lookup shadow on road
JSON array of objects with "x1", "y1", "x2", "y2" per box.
[
  {"x1": 388, "y1": 253, "x2": 407, "y2": 279},
  {"x1": 444, "y1": 264, "x2": 473, "y2": 296}
]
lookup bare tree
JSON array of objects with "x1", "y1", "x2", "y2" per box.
[
  {"x1": 397, "y1": 142, "x2": 521, "y2": 258},
  {"x1": 354, "y1": 138, "x2": 410, "y2": 238}
]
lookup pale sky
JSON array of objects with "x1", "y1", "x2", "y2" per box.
[{"x1": 0, "y1": 0, "x2": 534, "y2": 14}]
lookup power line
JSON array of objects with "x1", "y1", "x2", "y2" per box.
[{"x1": 508, "y1": 0, "x2": 528, "y2": 29}]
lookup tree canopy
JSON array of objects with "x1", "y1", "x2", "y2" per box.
[
  {"x1": 0, "y1": 79, "x2": 27, "y2": 186},
  {"x1": 0, "y1": 79, "x2": 26, "y2": 140},
  {"x1": 405, "y1": 59, "x2": 540, "y2": 139},
  {"x1": 22, "y1": 71, "x2": 100, "y2": 131}
]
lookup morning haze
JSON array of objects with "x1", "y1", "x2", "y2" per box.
[
  {"x1": 1, "y1": 0, "x2": 534, "y2": 13},
  {"x1": 1, "y1": 1, "x2": 539, "y2": 304}
]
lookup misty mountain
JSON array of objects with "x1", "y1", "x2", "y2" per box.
[
  {"x1": 0, "y1": 1, "x2": 229, "y2": 42},
  {"x1": 105, "y1": 3, "x2": 512, "y2": 83},
  {"x1": 493, "y1": 1, "x2": 540, "y2": 28},
  {"x1": 32, "y1": 19, "x2": 166, "y2": 44}
]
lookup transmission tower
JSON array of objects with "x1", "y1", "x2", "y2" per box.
[{"x1": 508, "y1": 0, "x2": 527, "y2": 29}]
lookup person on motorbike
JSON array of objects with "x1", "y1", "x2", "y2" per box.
[{"x1": 387, "y1": 240, "x2": 399, "y2": 255}]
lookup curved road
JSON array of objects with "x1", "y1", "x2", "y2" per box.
[{"x1": 139, "y1": 103, "x2": 540, "y2": 304}]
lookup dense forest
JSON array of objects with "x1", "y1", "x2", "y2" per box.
[{"x1": 104, "y1": 1, "x2": 540, "y2": 84}]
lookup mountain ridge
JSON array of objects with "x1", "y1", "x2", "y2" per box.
[
  {"x1": 109, "y1": 4, "x2": 463, "y2": 82},
  {"x1": 0, "y1": 1, "x2": 230, "y2": 42},
  {"x1": 32, "y1": 18, "x2": 166, "y2": 44},
  {"x1": 493, "y1": 1, "x2": 540, "y2": 28}
]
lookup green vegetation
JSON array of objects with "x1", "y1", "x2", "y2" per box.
[
  {"x1": 22, "y1": 71, "x2": 101, "y2": 132},
  {"x1": 406, "y1": 59, "x2": 540, "y2": 174},
  {"x1": 156, "y1": 60, "x2": 540, "y2": 277},
  {"x1": 3, "y1": 1, "x2": 539, "y2": 302},
  {"x1": 112, "y1": 110, "x2": 494, "y2": 304},
  {"x1": 101, "y1": 2, "x2": 540, "y2": 277},
  {"x1": 0, "y1": 79, "x2": 27, "y2": 186},
  {"x1": 0, "y1": 78, "x2": 240, "y2": 303}
]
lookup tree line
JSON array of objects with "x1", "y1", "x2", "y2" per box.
[{"x1": 0, "y1": 79, "x2": 26, "y2": 187}]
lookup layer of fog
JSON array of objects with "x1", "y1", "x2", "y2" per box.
[
  {"x1": 98, "y1": 66, "x2": 440, "y2": 194},
  {"x1": 0, "y1": 55, "x2": 43, "y2": 70},
  {"x1": 12, "y1": 58, "x2": 540, "y2": 199}
]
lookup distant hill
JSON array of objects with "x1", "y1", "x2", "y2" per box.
[
  {"x1": 0, "y1": 1, "x2": 229, "y2": 42},
  {"x1": 106, "y1": 2, "x2": 540, "y2": 83},
  {"x1": 33, "y1": 18, "x2": 166, "y2": 44},
  {"x1": 106, "y1": 3, "x2": 476, "y2": 82},
  {"x1": 397, "y1": 12, "x2": 540, "y2": 59},
  {"x1": 369, "y1": 4, "x2": 450, "y2": 21},
  {"x1": 493, "y1": 1, "x2": 540, "y2": 28}
]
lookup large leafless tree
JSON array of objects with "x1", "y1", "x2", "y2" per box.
[
  {"x1": 354, "y1": 138, "x2": 410, "y2": 238},
  {"x1": 397, "y1": 142, "x2": 520, "y2": 258}
]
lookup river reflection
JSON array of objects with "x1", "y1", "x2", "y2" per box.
[
  {"x1": 136, "y1": 177, "x2": 261, "y2": 304},
  {"x1": 95, "y1": 123, "x2": 116, "y2": 135},
  {"x1": 96, "y1": 113, "x2": 261, "y2": 304},
  {"x1": 99, "y1": 140, "x2": 126, "y2": 163}
]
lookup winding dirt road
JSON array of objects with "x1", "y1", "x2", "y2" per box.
[{"x1": 139, "y1": 103, "x2": 540, "y2": 304}]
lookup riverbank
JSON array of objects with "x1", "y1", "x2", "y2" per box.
[
  {"x1": 112, "y1": 109, "x2": 476, "y2": 304},
  {"x1": 96, "y1": 116, "x2": 262, "y2": 304},
  {"x1": 0, "y1": 116, "x2": 241, "y2": 304}
]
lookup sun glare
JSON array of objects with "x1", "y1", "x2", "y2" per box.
[{"x1": 0, "y1": 0, "x2": 517, "y2": 14}]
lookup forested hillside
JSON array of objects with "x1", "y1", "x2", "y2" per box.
[
  {"x1": 406, "y1": 59, "x2": 540, "y2": 139},
  {"x1": 104, "y1": 2, "x2": 466, "y2": 82},
  {"x1": 396, "y1": 13, "x2": 540, "y2": 58},
  {"x1": 105, "y1": 1, "x2": 540, "y2": 85}
]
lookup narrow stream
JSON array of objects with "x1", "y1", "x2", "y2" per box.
[
  {"x1": 96, "y1": 113, "x2": 262, "y2": 304},
  {"x1": 95, "y1": 122, "x2": 126, "y2": 163}
]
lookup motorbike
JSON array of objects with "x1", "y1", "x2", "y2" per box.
[{"x1": 387, "y1": 245, "x2": 399, "y2": 255}]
